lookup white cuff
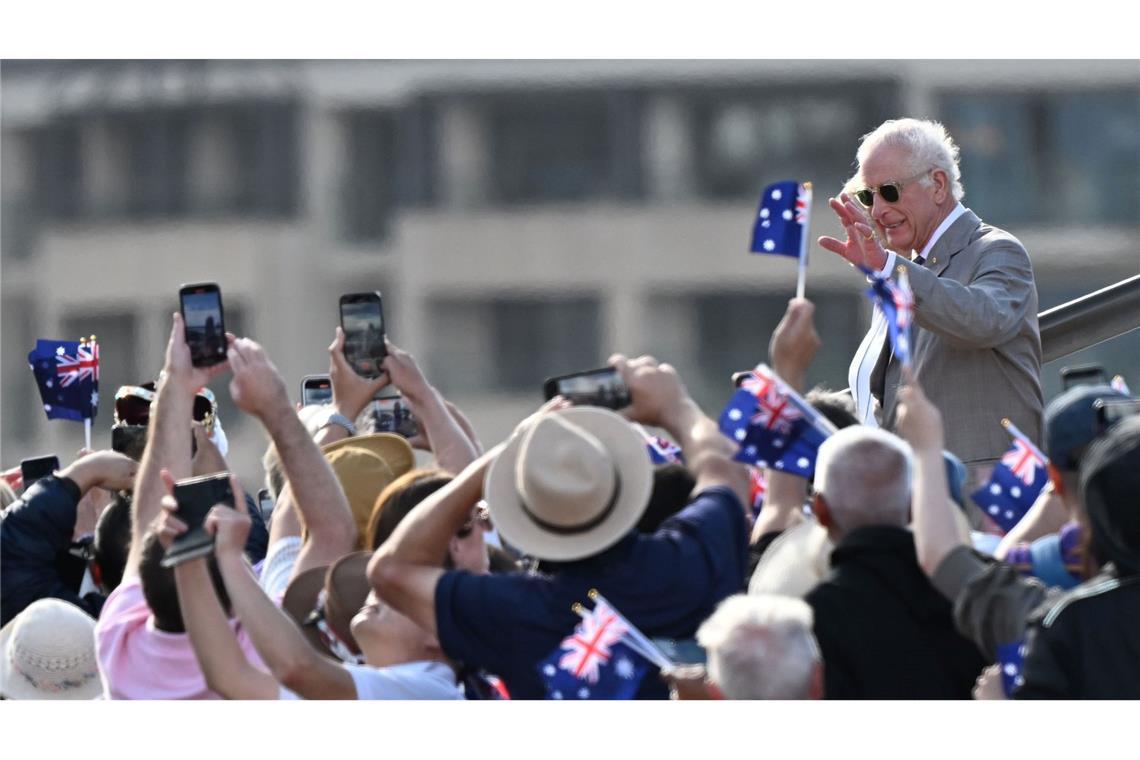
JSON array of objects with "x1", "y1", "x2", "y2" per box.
[{"x1": 876, "y1": 250, "x2": 897, "y2": 278}]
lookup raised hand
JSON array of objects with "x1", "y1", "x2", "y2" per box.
[
  {"x1": 163, "y1": 312, "x2": 232, "y2": 397},
  {"x1": 769, "y1": 298, "x2": 821, "y2": 392},
  {"x1": 204, "y1": 475, "x2": 251, "y2": 559},
  {"x1": 610, "y1": 353, "x2": 692, "y2": 433},
  {"x1": 817, "y1": 192, "x2": 889, "y2": 271},
  {"x1": 227, "y1": 337, "x2": 290, "y2": 421},
  {"x1": 381, "y1": 339, "x2": 433, "y2": 406},
  {"x1": 328, "y1": 326, "x2": 390, "y2": 420}
]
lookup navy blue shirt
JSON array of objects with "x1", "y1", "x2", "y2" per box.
[{"x1": 435, "y1": 486, "x2": 748, "y2": 699}]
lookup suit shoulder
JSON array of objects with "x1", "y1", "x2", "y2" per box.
[{"x1": 973, "y1": 220, "x2": 1028, "y2": 257}]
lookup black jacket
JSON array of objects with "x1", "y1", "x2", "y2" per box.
[
  {"x1": 1017, "y1": 566, "x2": 1140, "y2": 699},
  {"x1": 806, "y1": 525, "x2": 987, "y2": 699}
]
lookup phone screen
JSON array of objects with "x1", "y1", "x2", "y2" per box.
[
  {"x1": 371, "y1": 394, "x2": 419, "y2": 438},
  {"x1": 340, "y1": 294, "x2": 386, "y2": 378},
  {"x1": 180, "y1": 285, "x2": 227, "y2": 367},
  {"x1": 302, "y1": 375, "x2": 333, "y2": 406},
  {"x1": 543, "y1": 368, "x2": 631, "y2": 410},
  {"x1": 20, "y1": 455, "x2": 60, "y2": 489}
]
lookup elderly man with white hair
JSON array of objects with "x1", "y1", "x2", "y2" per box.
[
  {"x1": 804, "y1": 425, "x2": 986, "y2": 699},
  {"x1": 819, "y1": 118, "x2": 1043, "y2": 506},
  {"x1": 695, "y1": 594, "x2": 823, "y2": 700}
]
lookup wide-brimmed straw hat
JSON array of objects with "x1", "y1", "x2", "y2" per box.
[
  {"x1": 484, "y1": 407, "x2": 653, "y2": 562},
  {"x1": 282, "y1": 552, "x2": 373, "y2": 662},
  {"x1": 321, "y1": 434, "x2": 415, "y2": 549},
  {"x1": 0, "y1": 598, "x2": 102, "y2": 700}
]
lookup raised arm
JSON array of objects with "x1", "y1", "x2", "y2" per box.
[
  {"x1": 894, "y1": 370, "x2": 969, "y2": 576},
  {"x1": 206, "y1": 482, "x2": 356, "y2": 700},
  {"x1": 613, "y1": 355, "x2": 749, "y2": 507},
  {"x1": 227, "y1": 337, "x2": 356, "y2": 575},
  {"x1": 754, "y1": 298, "x2": 821, "y2": 538},
  {"x1": 126, "y1": 313, "x2": 231, "y2": 579},
  {"x1": 152, "y1": 474, "x2": 279, "y2": 700},
  {"x1": 382, "y1": 340, "x2": 478, "y2": 475}
]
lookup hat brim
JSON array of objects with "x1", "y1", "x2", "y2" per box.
[
  {"x1": 282, "y1": 565, "x2": 332, "y2": 658},
  {"x1": 321, "y1": 433, "x2": 415, "y2": 477},
  {"x1": 484, "y1": 407, "x2": 653, "y2": 562}
]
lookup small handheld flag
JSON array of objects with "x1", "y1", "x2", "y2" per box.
[
  {"x1": 970, "y1": 419, "x2": 1050, "y2": 533},
  {"x1": 719, "y1": 364, "x2": 836, "y2": 477},
  {"x1": 750, "y1": 180, "x2": 812, "y2": 299},
  {"x1": 863, "y1": 266, "x2": 914, "y2": 367},
  {"x1": 28, "y1": 337, "x2": 100, "y2": 424},
  {"x1": 635, "y1": 424, "x2": 685, "y2": 466},
  {"x1": 1111, "y1": 375, "x2": 1131, "y2": 395},
  {"x1": 537, "y1": 595, "x2": 663, "y2": 700},
  {"x1": 747, "y1": 466, "x2": 767, "y2": 518},
  {"x1": 996, "y1": 640, "x2": 1027, "y2": 697}
]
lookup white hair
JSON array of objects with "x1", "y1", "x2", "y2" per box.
[
  {"x1": 696, "y1": 594, "x2": 820, "y2": 700},
  {"x1": 856, "y1": 118, "x2": 965, "y2": 201},
  {"x1": 814, "y1": 426, "x2": 913, "y2": 533}
]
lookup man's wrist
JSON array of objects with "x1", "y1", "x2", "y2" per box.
[
  {"x1": 319, "y1": 409, "x2": 357, "y2": 436},
  {"x1": 660, "y1": 399, "x2": 703, "y2": 443}
]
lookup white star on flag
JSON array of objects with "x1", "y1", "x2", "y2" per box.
[
  {"x1": 771, "y1": 189, "x2": 783, "y2": 200},
  {"x1": 56, "y1": 346, "x2": 66, "y2": 356},
  {"x1": 577, "y1": 687, "x2": 590, "y2": 699},
  {"x1": 543, "y1": 664, "x2": 556, "y2": 677},
  {"x1": 782, "y1": 209, "x2": 793, "y2": 220},
  {"x1": 1010, "y1": 486, "x2": 1021, "y2": 498},
  {"x1": 797, "y1": 457, "x2": 810, "y2": 469},
  {"x1": 759, "y1": 208, "x2": 770, "y2": 218},
  {"x1": 91, "y1": 391, "x2": 99, "y2": 406},
  {"x1": 615, "y1": 657, "x2": 635, "y2": 679},
  {"x1": 734, "y1": 429, "x2": 747, "y2": 441},
  {"x1": 990, "y1": 484, "x2": 1002, "y2": 495},
  {"x1": 728, "y1": 409, "x2": 742, "y2": 421},
  {"x1": 763, "y1": 239, "x2": 776, "y2": 251},
  {"x1": 46, "y1": 380, "x2": 53, "y2": 388}
]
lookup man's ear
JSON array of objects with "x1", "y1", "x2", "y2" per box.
[
  {"x1": 813, "y1": 493, "x2": 832, "y2": 530},
  {"x1": 930, "y1": 168, "x2": 951, "y2": 204}
]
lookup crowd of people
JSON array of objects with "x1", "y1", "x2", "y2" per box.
[{"x1": 2, "y1": 118, "x2": 1137, "y2": 701}]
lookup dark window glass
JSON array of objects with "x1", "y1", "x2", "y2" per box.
[
  {"x1": 34, "y1": 119, "x2": 84, "y2": 220},
  {"x1": 120, "y1": 110, "x2": 191, "y2": 218},
  {"x1": 488, "y1": 91, "x2": 642, "y2": 204},
  {"x1": 691, "y1": 83, "x2": 899, "y2": 199}
]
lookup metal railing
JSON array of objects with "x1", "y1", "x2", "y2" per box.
[{"x1": 1040, "y1": 274, "x2": 1140, "y2": 364}]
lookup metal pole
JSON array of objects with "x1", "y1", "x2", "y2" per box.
[{"x1": 1040, "y1": 274, "x2": 1140, "y2": 364}]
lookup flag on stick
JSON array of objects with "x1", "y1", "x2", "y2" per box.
[
  {"x1": 970, "y1": 419, "x2": 1050, "y2": 533},
  {"x1": 863, "y1": 266, "x2": 915, "y2": 367},
  {"x1": 28, "y1": 337, "x2": 100, "y2": 425},
  {"x1": 750, "y1": 180, "x2": 812, "y2": 298}
]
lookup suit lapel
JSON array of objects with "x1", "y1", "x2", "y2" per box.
[{"x1": 925, "y1": 209, "x2": 981, "y2": 276}]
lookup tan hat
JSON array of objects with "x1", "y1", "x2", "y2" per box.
[
  {"x1": 321, "y1": 434, "x2": 415, "y2": 549},
  {"x1": 747, "y1": 520, "x2": 833, "y2": 599},
  {"x1": 0, "y1": 599, "x2": 102, "y2": 700},
  {"x1": 484, "y1": 407, "x2": 653, "y2": 562},
  {"x1": 282, "y1": 552, "x2": 373, "y2": 662}
]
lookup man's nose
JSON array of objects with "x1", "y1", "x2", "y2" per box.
[{"x1": 870, "y1": 192, "x2": 890, "y2": 223}]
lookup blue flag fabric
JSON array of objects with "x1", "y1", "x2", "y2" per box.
[
  {"x1": 996, "y1": 640, "x2": 1026, "y2": 697},
  {"x1": 750, "y1": 180, "x2": 810, "y2": 259},
  {"x1": 719, "y1": 368, "x2": 818, "y2": 471},
  {"x1": 970, "y1": 436, "x2": 1049, "y2": 533},
  {"x1": 537, "y1": 602, "x2": 651, "y2": 700},
  {"x1": 771, "y1": 421, "x2": 829, "y2": 480},
  {"x1": 637, "y1": 425, "x2": 685, "y2": 466},
  {"x1": 27, "y1": 339, "x2": 100, "y2": 422},
  {"x1": 863, "y1": 267, "x2": 915, "y2": 366}
]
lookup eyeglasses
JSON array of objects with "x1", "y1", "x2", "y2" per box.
[{"x1": 853, "y1": 169, "x2": 931, "y2": 207}]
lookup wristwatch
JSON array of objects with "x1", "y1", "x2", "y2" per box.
[{"x1": 321, "y1": 411, "x2": 357, "y2": 436}]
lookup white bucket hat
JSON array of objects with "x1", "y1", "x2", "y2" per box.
[
  {"x1": 0, "y1": 598, "x2": 102, "y2": 700},
  {"x1": 484, "y1": 407, "x2": 654, "y2": 562}
]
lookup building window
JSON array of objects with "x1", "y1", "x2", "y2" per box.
[
  {"x1": 33, "y1": 119, "x2": 84, "y2": 221},
  {"x1": 119, "y1": 109, "x2": 193, "y2": 218},
  {"x1": 941, "y1": 89, "x2": 1140, "y2": 226},
  {"x1": 487, "y1": 91, "x2": 643, "y2": 204},
  {"x1": 341, "y1": 103, "x2": 436, "y2": 242},
  {"x1": 427, "y1": 296, "x2": 602, "y2": 394},
  {"x1": 691, "y1": 83, "x2": 898, "y2": 200}
]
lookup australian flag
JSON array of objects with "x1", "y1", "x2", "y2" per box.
[
  {"x1": 28, "y1": 339, "x2": 100, "y2": 422},
  {"x1": 863, "y1": 266, "x2": 915, "y2": 366},
  {"x1": 771, "y1": 420, "x2": 830, "y2": 480},
  {"x1": 637, "y1": 425, "x2": 685, "y2": 466},
  {"x1": 970, "y1": 434, "x2": 1049, "y2": 533},
  {"x1": 747, "y1": 466, "x2": 767, "y2": 518},
  {"x1": 537, "y1": 601, "x2": 651, "y2": 700},
  {"x1": 750, "y1": 180, "x2": 811, "y2": 259},
  {"x1": 719, "y1": 366, "x2": 814, "y2": 470}
]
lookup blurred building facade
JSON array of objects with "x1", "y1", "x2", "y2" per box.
[{"x1": 3, "y1": 60, "x2": 1138, "y2": 486}]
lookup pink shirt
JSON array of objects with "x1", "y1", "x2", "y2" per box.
[{"x1": 95, "y1": 577, "x2": 268, "y2": 700}]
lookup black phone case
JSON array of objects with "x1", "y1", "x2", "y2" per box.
[
  {"x1": 180, "y1": 285, "x2": 227, "y2": 368},
  {"x1": 162, "y1": 474, "x2": 235, "y2": 568}
]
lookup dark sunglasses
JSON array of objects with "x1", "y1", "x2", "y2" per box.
[{"x1": 853, "y1": 169, "x2": 931, "y2": 207}]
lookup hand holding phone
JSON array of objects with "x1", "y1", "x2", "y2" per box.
[
  {"x1": 339, "y1": 292, "x2": 387, "y2": 379},
  {"x1": 542, "y1": 367, "x2": 632, "y2": 410},
  {"x1": 179, "y1": 283, "x2": 227, "y2": 368},
  {"x1": 370, "y1": 392, "x2": 420, "y2": 438},
  {"x1": 161, "y1": 473, "x2": 236, "y2": 567}
]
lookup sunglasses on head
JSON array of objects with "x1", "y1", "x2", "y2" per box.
[
  {"x1": 113, "y1": 382, "x2": 217, "y2": 431},
  {"x1": 853, "y1": 169, "x2": 932, "y2": 207}
]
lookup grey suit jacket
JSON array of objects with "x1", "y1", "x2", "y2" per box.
[{"x1": 872, "y1": 209, "x2": 1044, "y2": 464}]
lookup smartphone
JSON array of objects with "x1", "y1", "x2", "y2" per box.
[
  {"x1": 542, "y1": 367, "x2": 631, "y2": 410},
  {"x1": 371, "y1": 392, "x2": 419, "y2": 438},
  {"x1": 339, "y1": 292, "x2": 386, "y2": 378},
  {"x1": 179, "y1": 282, "x2": 227, "y2": 368},
  {"x1": 1095, "y1": 398, "x2": 1140, "y2": 431},
  {"x1": 301, "y1": 374, "x2": 333, "y2": 406},
  {"x1": 161, "y1": 473, "x2": 235, "y2": 568},
  {"x1": 256, "y1": 488, "x2": 274, "y2": 524},
  {"x1": 1060, "y1": 363, "x2": 1108, "y2": 391},
  {"x1": 20, "y1": 455, "x2": 60, "y2": 489}
]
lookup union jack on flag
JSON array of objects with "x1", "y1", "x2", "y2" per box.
[
  {"x1": 863, "y1": 266, "x2": 915, "y2": 366},
  {"x1": 971, "y1": 425, "x2": 1050, "y2": 534},
  {"x1": 720, "y1": 365, "x2": 813, "y2": 469},
  {"x1": 747, "y1": 466, "x2": 768, "y2": 517},
  {"x1": 28, "y1": 338, "x2": 101, "y2": 422},
  {"x1": 636, "y1": 425, "x2": 685, "y2": 466},
  {"x1": 750, "y1": 180, "x2": 811, "y2": 261},
  {"x1": 537, "y1": 599, "x2": 650, "y2": 700}
]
